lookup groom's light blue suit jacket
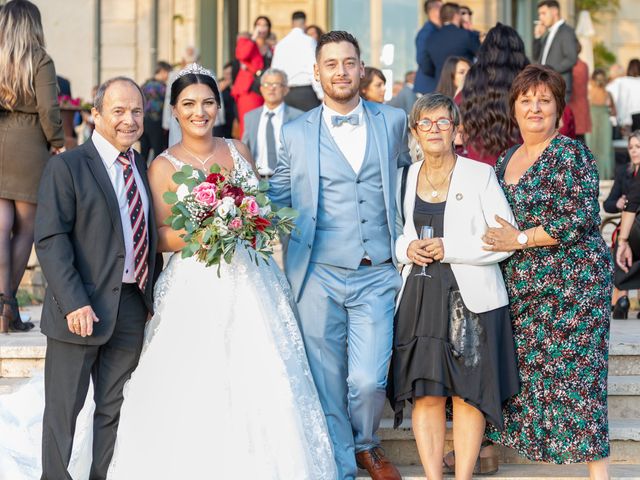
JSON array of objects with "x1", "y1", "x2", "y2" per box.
[{"x1": 269, "y1": 100, "x2": 411, "y2": 301}]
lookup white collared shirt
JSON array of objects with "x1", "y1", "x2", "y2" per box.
[
  {"x1": 321, "y1": 100, "x2": 367, "y2": 173},
  {"x1": 541, "y1": 19, "x2": 565, "y2": 65},
  {"x1": 271, "y1": 27, "x2": 323, "y2": 99},
  {"x1": 91, "y1": 130, "x2": 150, "y2": 284},
  {"x1": 256, "y1": 103, "x2": 285, "y2": 176}
]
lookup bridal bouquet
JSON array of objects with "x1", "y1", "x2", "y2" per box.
[{"x1": 163, "y1": 164, "x2": 297, "y2": 272}]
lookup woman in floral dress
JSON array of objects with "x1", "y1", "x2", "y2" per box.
[{"x1": 482, "y1": 65, "x2": 612, "y2": 478}]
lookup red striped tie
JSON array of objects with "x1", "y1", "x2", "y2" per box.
[{"x1": 117, "y1": 151, "x2": 149, "y2": 292}]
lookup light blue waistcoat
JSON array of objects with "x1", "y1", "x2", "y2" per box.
[{"x1": 310, "y1": 117, "x2": 392, "y2": 269}]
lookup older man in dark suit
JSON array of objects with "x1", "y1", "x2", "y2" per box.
[
  {"x1": 422, "y1": 2, "x2": 480, "y2": 88},
  {"x1": 242, "y1": 68, "x2": 303, "y2": 179},
  {"x1": 36, "y1": 77, "x2": 162, "y2": 480},
  {"x1": 533, "y1": 0, "x2": 578, "y2": 98}
]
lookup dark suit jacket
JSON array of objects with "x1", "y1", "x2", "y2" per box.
[
  {"x1": 35, "y1": 139, "x2": 162, "y2": 345},
  {"x1": 241, "y1": 103, "x2": 304, "y2": 160},
  {"x1": 533, "y1": 22, "x2": 578, "y2": 95},
  {"x1": 423, "y1": 24, "x2": 480, "y2": 88},
  {"x1": 414, "y1": 21, "x2": 439, "y2": 94},
  {"x1": 604, "y1": 166, "x2": 636, "y2": 214}
]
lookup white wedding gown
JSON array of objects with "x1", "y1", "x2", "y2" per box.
[{"x1": 0, "y1": 141, "x2": 337, "y2": 480}]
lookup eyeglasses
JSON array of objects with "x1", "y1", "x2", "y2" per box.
[
  {"x1": 415, "y1": 117, "x2": 453, "y2": 132},
  {"x1": 461, "y1": 9, "x2": 473, "y2": 16},
  {"x1": 261, "y1": 82, "x2": 284, "y2": 88}
]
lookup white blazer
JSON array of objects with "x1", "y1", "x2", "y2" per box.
[{"x1": 395, "y1": 156, "x2": 516, "y2": 313}]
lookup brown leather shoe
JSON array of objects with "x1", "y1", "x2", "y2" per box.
[{"x1": 356, "y1": 447, "x2": 401, "y2": 480}]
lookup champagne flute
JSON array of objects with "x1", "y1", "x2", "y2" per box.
[{"x1": 415, "y1": 225, "x2": 434, "y2": 278}]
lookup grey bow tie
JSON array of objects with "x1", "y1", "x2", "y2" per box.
[{"x1": 331, "y1": 114, "x2": 359, "y2": 127}]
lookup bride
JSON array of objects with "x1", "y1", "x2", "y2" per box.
[{"x1": 0, "y1": 65, "x2": 337, "y2": 479}]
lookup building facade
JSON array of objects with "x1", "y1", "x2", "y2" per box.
[{"x1": 8, "y1": 0, "x2": 638, "y2": 101}]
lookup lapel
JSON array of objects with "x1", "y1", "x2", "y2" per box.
[
  {"x1": 304, "y1": 106, "x2": 322, "y2": 215},
  {"x1": 84, "y1": 139, "x2": 126, "y2": 251},
  {"x1": 282, "y1": 105, "x2": 290, "y2": 123},
  {"x1": 364, "y1": 100, "x2": 392, "y2": 227}
]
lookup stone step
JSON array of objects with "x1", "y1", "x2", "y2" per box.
[
  {"x1": 378, "y1": 419, "x2": 640, "y2": 466},
  {"x1": 610, "y1": 320, "x2": 640, "y2": 376},
  {"x1": 610, "y1": 376, "x2": 640, "y2": 419},
  {"x1": 355, "y1": 464, "x2": 640, "y2": 479}
]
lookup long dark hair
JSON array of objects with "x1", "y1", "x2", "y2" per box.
[
  {"x1": 436, "y1": 56, "x2": 470, "y2": 98},
  {"x1": 253, "y1": 15, "x2": 272, "y2": 36},
  {"x1": 170, "y1": 73, "x2": 221, "y2": 107},
  {"x1": 459, "y1": 23, "x2": 529, "y2": 158}
]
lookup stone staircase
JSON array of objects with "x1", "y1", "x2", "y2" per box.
[
  {"x1": 2, "y1": 308, "x2": 639, "y2": 478},
  {"x1": 364, "y1": 318, "x2": 640, "y2": 478}
]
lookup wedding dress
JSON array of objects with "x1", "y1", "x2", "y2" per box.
[{"x1": 0, "y1": 140, "x2": 337, "y2": 480}]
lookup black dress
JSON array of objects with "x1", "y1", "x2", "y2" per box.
[
  {"x1": 615, "y1": 170, "x2": 640, "y2": 290},
  {"x1": 389, "y1": 196, "x2": 519, "y2": 429}
]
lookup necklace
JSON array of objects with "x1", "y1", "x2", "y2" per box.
[
  {"x1": 424, "y1": 157, "x2": 456, "y2": 199},
  {"x1": 180, "y1": 141, "x2": 218, "y2": 169}
]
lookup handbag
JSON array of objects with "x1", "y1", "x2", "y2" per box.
[{"x1": 448, "y1": 289, "x2": 483, "y2": 368}]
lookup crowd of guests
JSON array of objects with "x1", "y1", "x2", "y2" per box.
[{"x1": 0, "y1": 0, "x2": 634, "y2": 479}]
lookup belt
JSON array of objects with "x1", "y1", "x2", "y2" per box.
[
  {"x1": 260, "y1": 174, "x2": 273, "y2": 180},
  {"x1": 360, "y1": 258, "x2": 392, "y2": 266}
]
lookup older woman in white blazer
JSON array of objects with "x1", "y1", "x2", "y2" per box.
[{"x1": 388, "y1": 94, "x2": 520, "y2": 480}]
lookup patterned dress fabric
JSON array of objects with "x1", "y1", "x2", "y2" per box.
[{"x1": 487, "y1": 134, "x2": 613, "y2": 464}]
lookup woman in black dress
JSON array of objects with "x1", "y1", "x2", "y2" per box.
[
  {"x1": 608, "y1": 130, "x2": 640, "y2": 317},
  {"x1": 391, "y1": 93, "x2": 519, "y2": 480}
]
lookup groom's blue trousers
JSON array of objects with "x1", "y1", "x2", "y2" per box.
[{"x1": 296, "y1": 261, "x2": 402, "y2": 480}]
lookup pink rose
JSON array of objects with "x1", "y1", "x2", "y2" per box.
[
  {"x1": 229, "y1": 217, "x2": 243, "y2": 230},
  {"x1": 192, "y1": 182, "x2": 219, "y2": 207},
  {"x1": 241, "y1": 196, "x2": 260, "y2": 217}
]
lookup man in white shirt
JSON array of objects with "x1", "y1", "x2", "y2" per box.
[
  {"x1": 241, "y1": 68, "x2": 304, "y2": 178},
  {"x1": 271, "y1": 11, "x2": 323, "y2": 111},
  {"x1": 533, "y1": 0, "x2": 578, "y2": 98},
  {"x1": 269, "y1": 30, "x2": 411, "y2": 480}
]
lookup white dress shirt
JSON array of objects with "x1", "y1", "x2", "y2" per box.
[
  {"x1": 271, "y1": 27, "x2": 323, "y2": 99},
  {"x1": 606, "y1": 76, "x2": 640, "y2": 127},
  {"x1": 92, "y1": 130, "x2": 150, "y2": 283},
  {"x1": 541, "y1": 19, "x2": 565, "y2": 65},
  {"x1": 256, "y1": 103, "x2": 285, "y2": 176},
  {"x1": 321, "y1": 100, "x2": 367, "y2": 173}
]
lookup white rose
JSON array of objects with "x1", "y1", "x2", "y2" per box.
[
  {"x1": 259, "y1": 204, "x2": 271, "y2": 216},
  {"x1": 212, "y1": 217, "x2": 229, "y2": 234},
  {"x1": 176, "y1": 184, "x2": 189, "y2": 201},
  {"x1": 216, "y1": 197, "x2": 236, "y2": 218}
]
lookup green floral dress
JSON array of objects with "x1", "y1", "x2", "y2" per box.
[{"x1": 487, "y1": 135, "x2": 613, "y2": 464}]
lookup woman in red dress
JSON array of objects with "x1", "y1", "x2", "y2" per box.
[{"x1": 231, "y1": 17, "x2": 272, "y2": 138}]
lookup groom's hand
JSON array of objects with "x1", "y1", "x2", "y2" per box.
[{"x1": 66, "y1": 305, "x2": 100, "y2": 337}]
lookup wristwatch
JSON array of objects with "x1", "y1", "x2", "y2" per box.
[{"x1": 516, "y1": 231, "x2": 528, "y2": 248}]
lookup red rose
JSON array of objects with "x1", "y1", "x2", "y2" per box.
[
  {"x1": 254, "y1": 217, "x2": 271, "y2": 232},
  {"x1": 221, "y1": 184, "x2": 245, "y2": 206},
  {"x1": 206, "y1": 173, "x2": 225, "y2": 184},
  {"x1": 250, "y1": 236, "x2": 257, "y2": 249}
]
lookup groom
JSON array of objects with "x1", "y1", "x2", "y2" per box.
[
  {"x1": 269, "y1": 31, "x2": 410, "y2": 480},
  {"x1": 35, "y1": 77, "x2": 161, "y2": 479}
]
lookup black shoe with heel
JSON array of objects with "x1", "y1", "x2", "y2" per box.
[
  {"x1": 612, "y1": 296, "x2": 630, "y2": 319},
  {"x1": 0, "y1": 294, "x2": 9, "y2": 333},
  {"x1": 1, "y1": 296, "x2": 33, "y2": 332}
]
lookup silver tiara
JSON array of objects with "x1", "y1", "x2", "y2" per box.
[{"x1": 175, "y1": 63, "x2": 217, "y2": 81}]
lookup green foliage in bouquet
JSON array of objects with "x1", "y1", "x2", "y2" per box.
[{"x1": 163, "y1": 164, "x2": 298, "y2": 275}]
